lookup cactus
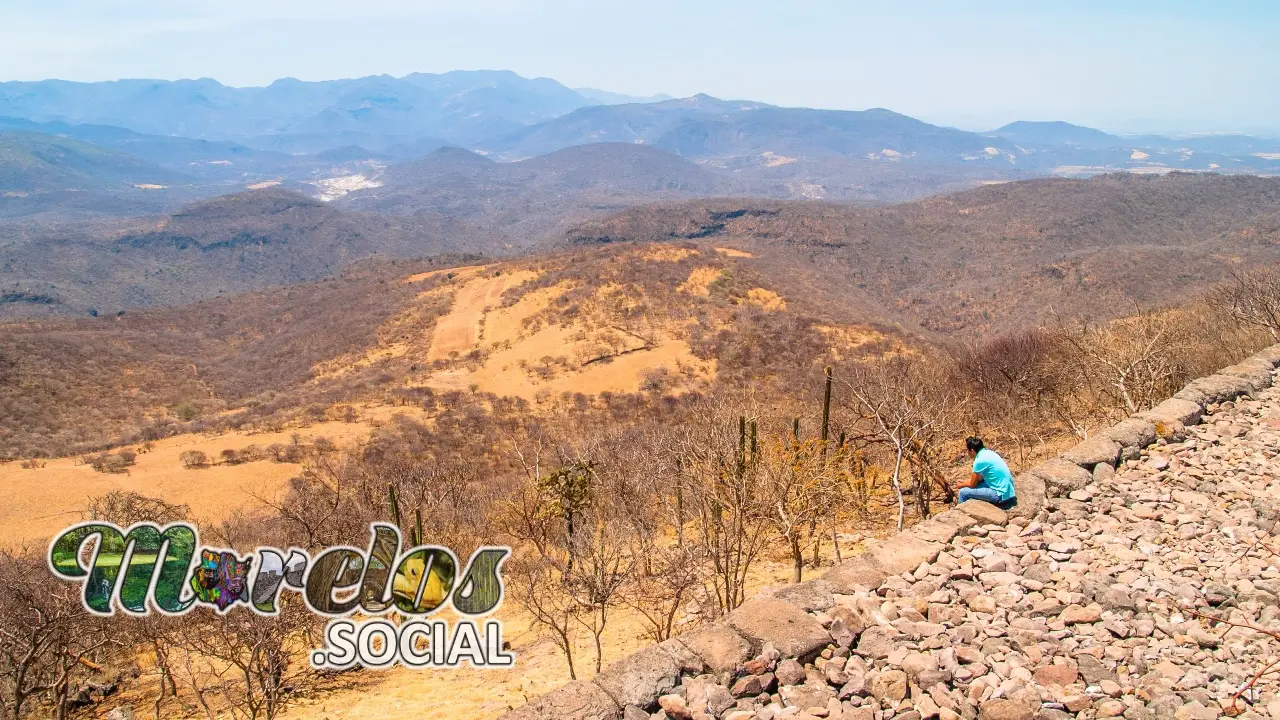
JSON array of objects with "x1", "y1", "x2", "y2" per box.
[
  {"x1": 737, "y1": 415, "x2": 747, "y2": 478},
  {"x1": 388, "y1": 485, "x2": 402, "y2": 530},
  {"x1": 821, "y1": 366, "x2": 833, "y2": 445}
]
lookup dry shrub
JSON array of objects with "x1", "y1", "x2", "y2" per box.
[
  {"x1": 0, "y1": 550, "x2": 113, "y2": 720},
  {"x1": 179, "y1": 450, "x2": 208, "y2": 469}
]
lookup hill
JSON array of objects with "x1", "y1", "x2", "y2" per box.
[
  {"x1": 989, "y1": 120, "x2": 1126, "y2": 149},
  {"x1": 0, "y1": 189, "x2": 501, "y2": 318},
  {"x1": 476, "y1": 94, "x2": 772, "y2": 159},
  {"x1": 0, "y1": 242, "x2": 906, "y2": 459},
  {"x1": 566, "y1": 172, "x2": 1280, "y2": 335},
  {"x1": 7, "y1": 171, "x2": 1280, "y2": 456},
  {"x1": 340, "y1": 143, "x2": 739, "y2": 245},
  {"x1": 0, "y1": 131, "x2": 189, "y2": 193}
]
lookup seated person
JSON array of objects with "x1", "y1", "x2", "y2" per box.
[{"x1": 956, "y1": 437, "x2": 1018, "y2": 510}]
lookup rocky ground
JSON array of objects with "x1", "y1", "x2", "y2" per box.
[{"x1": 631, "y1": 384, "x2": 1280, "y2": 720}]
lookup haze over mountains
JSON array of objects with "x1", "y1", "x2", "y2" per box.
[
  {"x1": 1, "y1": 71, "x2": 1277, "y2": 208},
  {"x1": 2, "y1": 69, "x2": 1279, "y2": 322}
]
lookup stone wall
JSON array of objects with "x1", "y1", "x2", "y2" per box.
[{"x1": 498, "y1": 343, "x2": 1280, "y2": 720}]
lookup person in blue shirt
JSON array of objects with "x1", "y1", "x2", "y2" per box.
[{"x1": 956, "y1": 437, "x2": 1018, "y2": 510}]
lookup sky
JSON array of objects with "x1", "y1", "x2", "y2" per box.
[{"x1": 2, "y1": 0, "x2": 1278, "y2": 134}]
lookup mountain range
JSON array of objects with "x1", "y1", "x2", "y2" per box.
[{"x1": 2, "y1": 69, "x2": 1280, "y2": 322}]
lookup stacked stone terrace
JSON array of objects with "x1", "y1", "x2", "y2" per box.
[{"x1": 502, "y1": 346, "x2": 1280, "y2": 720}]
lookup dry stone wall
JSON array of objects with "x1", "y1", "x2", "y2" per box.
[{"x1": 500, "y1": 344, "x2": 1280, "y2": 720}]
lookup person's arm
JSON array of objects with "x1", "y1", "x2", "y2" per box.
[{"x1": 954, "y1": 472, "x2": 980, "y2": 490}]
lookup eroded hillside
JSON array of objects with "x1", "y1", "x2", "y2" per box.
[
  {"x1": 0, "y1": 243, "x2": 904, "y2": 462},
  {"x1": 567, "y1": 173, "x2": 1280, "y2": 335}
]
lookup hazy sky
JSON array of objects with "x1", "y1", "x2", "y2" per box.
[{"x1": 3, "y1": 0, "x2": 1278, "y2": 133}]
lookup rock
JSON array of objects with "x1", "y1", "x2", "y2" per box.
[
  {"x1": 1097, "y1": 700, "x2": 1128, "y2": 718},
  {"x1": 857, "y1": 625, "x2": 896, "y2": 659},
  {"x1": 828, "y1": 617, "x2": 857, "y2": 649},
  {"x1": 622, "y1": 706, "x2": 649, "y2": 720},
  {"x1": 776, "y1": 659, "x2": 807, "y2": 686},
  {"x1": 595, "y1": 643, "x2": 697, "y2": 707},
  {"x1": 955, "y1": 500, "x2": 1008, "y2": 525},
  {"x1": 1174, "y1": 702, "x2": 1220, "y2": 720},
  {"x1": 1059, "y1": 603, "x2": 1103, "y2": 624},
  {"x1": 503, "y1": 680, "x2": 620, "y2": 720},
  {"x1": 728, "y1": 598, "x2": 832, "y2": 661},
  {"x1": 1141, "y1": 397, "x2": 1204, "y2": 426},
  {"x1": 731, "y1": 674, "x2": 769, "y2": 697},
  {"x1": 979, "y1": 699, "x2": 1037, "y2": 720},
  {"x1": 658, "y1": 694, "x2": 693, "y2": 720},
  {"x1": 1009, "y1": 473, "x2": 1046, "y2": 520},
  {"x1": 1093, "y1": 462, "x2": 1116, "y2": 482},
  {"x1": 1220, "y1": 358, "x2": 1274, "y2": 388},
  {"x1": 1175, "y1": 374, "x2": 1254, "y2": 406},
  {"x1": 902, "y1": 651, "x2": 938, "y2": 680},
  {"x1": 774, "y1": 579, "x2": 836, "y2": 613},
  {"x1": 968, "y1": 595, "x2": 997, "y2": 614},
  {"x1": 704, "y1": 684, "x2": 735, "y2": 715},
  {"x1": 779, "y1": 682, "x2": 836, "y2": 710},
  {"x1": 869, "y1": 670, "x2": 908, "y2": 703},
  {"x1": 106, "y1": 709, "x2": 134, "y2": 720},
  {"x1": 1028, "y1": 459, "x2": 1092, "y2": 495},
  {"x1": 1074, "y1": 654, "x2": 1117, "y2": 685},
  {"x1": 1102, "y1": 418, "x2": 1158, "y2": 456},
  {"x1": 675, "y1": 626, "x2": 753, "y2": 680},
  {"x1": 1061, "y1": 436, "x2": 1122, "y2": 469},
  {"x1": 1033, "y1": 661, "x2": 1078, "y2": 687}
]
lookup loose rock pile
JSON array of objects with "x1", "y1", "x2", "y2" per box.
[{"x1": 502, "y1": 352, "x2": 1280, "y2": 720}]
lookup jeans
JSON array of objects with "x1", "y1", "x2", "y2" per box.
[{"x1": 958, "y1": 487, "x2": 1018, "y2": 510}]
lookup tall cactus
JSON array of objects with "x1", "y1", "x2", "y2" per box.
[
  {"x1": 387, "y1": 485, "x2": 402, "y2": 529},
  {"x1": 821, "y1": 365, "x2": 833, "y2": 445}
]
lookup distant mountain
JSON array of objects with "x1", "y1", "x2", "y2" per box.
[
  {"x1": 476, "y1": 94, "x2": 770, "y2": 158},
  {"x1": 989, "y1": 121, "x2": 1125, "y2": 150},
  {"x1": 656, "y1": 107, "x2": 1018, "y2": 163},
  {"x1": 0, "y1": 188, "x2": 499, "y2": 317},
  {"x1": 0, "y1": 71, "x2": 629, "y2": 152},
  {"x1": 987, "y1": 120, "x2": 1280, "y2": 173},
  {"x1": 0, "y1": 131, "x2": 188, "y2": 193},
  {"x1": 0, "y1": 117, "x2": 319, "y2": 180},
  {"x1": 572, "y1": 88, "x2": 673, "y2": 105},
  {"x1": 342, "y1": 142, "x2": 738, "y2": 245}
]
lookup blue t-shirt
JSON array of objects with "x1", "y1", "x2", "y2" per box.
[{"x1": 972, "y1": 448, "x2": 1016, "y2": 501}]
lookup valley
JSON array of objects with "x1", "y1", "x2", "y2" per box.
[{"x1": 1, "y1": 61, "x2": 1279, "y2": 720}]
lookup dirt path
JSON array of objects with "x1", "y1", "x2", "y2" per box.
[{"x1": 427, "y1": 271, "x2": 536, "y2": 362}]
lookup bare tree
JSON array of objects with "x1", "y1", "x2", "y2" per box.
[
  {"x1": 0, "y1": 551, "x2": 113, "y2": 720},
  {"x1": 178, "y1": 602, "x2": 318, "y2": 720},
  {"x1": 1058, "y1": 307, "x2": 1184, "y2": 417},
  {"x1": 759, "y1": 436, "x2": 840, "y2": 583},
  {"x1": 674, "y1": 403, "x2": 771, "y2": 614},
  {"x1": 1211, "y1": 267, "x2": 1280, "y2": 340},
  {"x1": 842, "y1": 357, "x2": 960, "y2": 531}
]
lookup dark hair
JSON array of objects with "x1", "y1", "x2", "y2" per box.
[{"x1": 965, "y1": 437, "x2": 984, "y2": 453}]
